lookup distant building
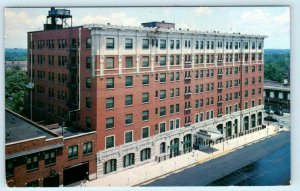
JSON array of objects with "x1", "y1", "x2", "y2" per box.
[
  {"x1": 26, "y1": 7, "x2": 266, "y2": 179},
  {"x1": 5, "y1": 61, "x2": 27, "y2": 71},
  {"x1": 264, "y1": 80, "x2": 290, "y2": 112},
  {"x1": 141, "y1": 21, "x2": 175, "y2": 29},
  {"x1": 5, "y1": 109, "x2": 96, "y2": 187}
]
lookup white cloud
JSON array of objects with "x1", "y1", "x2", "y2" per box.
[
  {"x1": 194, "y1": 7, "x2": 213, "y2": 16},
  {"x1": 75, "y1": 12, "x2": 140, "y2": 26},
  {"x1": 5, "y1": 9, "x2": 45, "y2": 48}
]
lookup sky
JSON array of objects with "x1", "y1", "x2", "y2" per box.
[{"x1": 4, "y1": 6, "x2": 290, "y2": 49}]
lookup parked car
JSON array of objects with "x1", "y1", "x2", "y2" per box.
[
  {"x1": 265, "y1": 110, "x2": 274, "y2": 115},
  {"x1": 274, "y1": 110, "x2": 284, "y2": 116},
  {"x1": 264, "y1": 116, "x2": 278, "y2": 122}
]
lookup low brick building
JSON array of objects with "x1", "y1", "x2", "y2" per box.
[{"x1": 5, "y1": 109, "x2": 96, "y2": 187}]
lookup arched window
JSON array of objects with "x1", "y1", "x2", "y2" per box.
[
  {"x1": 258, "y1": 112, "x2": 262, "y2": 125},
  {"x1": 140, "y1": 148, "x2": 151, "y2": 161},
  {"x1": 183, "y1": 134, "x2": 192, "y2": 150},
  {"x1": 160, "y1": 142, "x2": 166, "y2": 154},
  {"x1": 123, "y1": 153, "x2": 135, "y2": 168},
  {"x1": 244, "y1": 116, "x2": 249, "y2": 131},
  {"x1": 251, "y1": 114, "x2": 256, "y2": 128},
  {"x1": 104, "y1": 159, "x2": 117, "y2": 174}
]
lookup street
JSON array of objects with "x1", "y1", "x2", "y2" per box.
[{"x1": 144, "y1": 130, "x2": 290, "y2": 186}]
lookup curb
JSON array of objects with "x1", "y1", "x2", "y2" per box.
[{"x1": 133, "y1": 130, "x2": 279, "y2": 187}]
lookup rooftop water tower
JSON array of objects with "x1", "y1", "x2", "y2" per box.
[{"x1": 44, "y1": 7, "x2": 72, "y2": 30}]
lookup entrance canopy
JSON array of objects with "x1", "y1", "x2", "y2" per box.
[{"x1": 195, "y1": 129, "x2": 223, "y2": 141}]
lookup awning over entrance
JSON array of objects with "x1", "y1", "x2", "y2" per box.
[{"x1": 195, "y1": 129, "x2": 223, "y2": 141}]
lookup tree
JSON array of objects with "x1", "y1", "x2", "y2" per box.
[{"x1": 5, "y1": 68, "x2": 28, "y2": 114}]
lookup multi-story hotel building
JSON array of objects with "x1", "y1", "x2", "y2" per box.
[{"x1": 27, "y1": 8, "x2": 266, "y2": 177}]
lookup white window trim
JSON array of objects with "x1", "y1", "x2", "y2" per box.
[
  {"x1": 105, "y1": 135, "x2": 115, "y2": 150},
  {"x1": 159, "y1": 121, "x2": 167, "y2": 133},
  {"x1": 124, "y1": 130, "x2": 134, "y2": 144},
  {"x1": 141, "y1": 126, "x2": 150, "y2": 139},
  {"x1": 169, "y1": 119, "x2": 174, "y2": 131},
  {"x1": 175, "y1": 118, "x2": 180, "y2": 129}
]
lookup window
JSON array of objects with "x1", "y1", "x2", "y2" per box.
[
  {"x1": 160, "y1": 122, "x2": 166, "y2": 133},
  {"x1": 142, "y1": 110, "x2": 149, "y2": 121},
  {"x1": 86, "y1": 97, "x2": 91, "y2": 109},
  {"x1": 142, "y1": 56, "x2": 149, "y2": 67},
  {"x1": 258, "y1": 65, "x2": 262, "y2": 71},
  {"x1": 160, "y1": 90, "x2": 166, "y2": 99},
  {"x1": 245, "y1": 102, "x2": 248, "y2": 109},
  {"x1": 176, "y1": 40, "x2": 180, "y2": 49},
  {"x1": 170, "y1": 105, "x2": 175, "y2": 114},
  {"x1": 86, "y1": 57, "x2": 91, "y2": 69},
  {"x1": 176, "y1": 72, "x2": 180, "y2": 81},
  {"x1": 142, "y1": 127, "x2": 149, "y2": 138},
  {"x1": 245, "y1": 90, "x2": 248, "y2": 98},
  {"x1": 126, "y1": 57, "x2": 133, "y2": 68},
  {"x1": 125, "y1": 76, "x2": 133, "y2": 87},
  {"x1": 125, "y1": 114, "x2": 133, "y2": 125},
  {"x1": 104, "y1": 159, "x2": 117, "y2": 174},
  {"x1": 245, "y1": 42, "x2": 249, "y2": 49},
  {"x1": 86, "y1": 38, "x2": 91, "y2": 48},
  {"x1": 176, "y1": 55, "x2": 180, "y2": 65},
  {"x1": 106, "y1": 117, "x2": 114, "y2": 129},
  {"x1": 106, "y1": 78, "x2": 114, "y2": 89},
  {"x1": 175, "y1": 118, "x2": 180, "y2": 128},
  {"x1": 252, "y1": 66, "x2": 256, "y2": 73},
  {"x1": 252, "y1": 89, "x2": 256, "y2": 96},
  {"x1": 83, "y1": 142, "x2": 92, "y2": 155},
  {"x1": 165, "y1": 89, "x2": 172, "y2": 99},
  {"x1": 125, "y1": 131, "x2": 133, "y2": 143},
  {"x1": 252, "y1": 77, "x2": 256, "y2": 84},
  {"x1": 140, "y1": 148, "x2": 151, "y2": 161},
  {"x1": 160, "y1": 39, "x2": 166, "y2": 49},
  {"x1": 125, "y1": 95, "x2": 133, "y2": 106},
  {"x1": 160, "y1": 56, "x2": 166, "y2": 66},
  {"x1": 160, "y1": 73, "x2": 166, "y2": 83},
  {"x1": 245, "y1": 78, "x2": 248, "y2": 85},
  {"x1": 160, "y1": 106, "x2": 166, "y2": 116},
  {"x1": 86, "y1": 77, "x2": 91, "y2": 89},
  {"x1": 142, "y1": 92, "x2": 149, "y2": 103},
  {"x1": 170, "y1": 40, "x2": 174, "y2": 49},
  {"x1": 176, "y1": 88, "x2": 180, "y2": 96},
  {"x1": 252, "y1": 42, "x2": 256, "y2": 49},
  {"x1": 44, "y1": 151, "x2": 55, "y2": 166},
  {"x1": 123, "y1": 153, "x2": 135, "y2": 167},
  {"x1": 106, "y1": 57, "x2": 114, "y2": 69},
  {"x1": 106, "y1": 38, "x2": 114, "y2": 49},
  {"x1": 68, "y1": 145, "x2": 78, "y2": 159},
  {"x1": 125, "y1": 38, "x2": 133, "y2": 49},
  {"x1": 176, "y1": 104, "x2": 180, "y2": 113},
  {"x1": 106, "y1": 136, "x2": 114, "y2": 149},
  {"x1": 142, "y1": 39, "x2": 149, "y2": 49},
  {"x1": 142, "y1": 75, "x2": 149, "y2": 85},
  {"x1": 106, "y1": 97, "x2": 114, "y2": 109}
]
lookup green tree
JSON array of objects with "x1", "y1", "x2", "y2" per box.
[{"x1": 5, "y1": 68, "x2": 28, "y2": 114}]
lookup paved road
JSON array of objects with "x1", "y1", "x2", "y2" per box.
[
  {"x1": 144, "y1": 131, "x2": 290, "y2": 186},
  {"x1": 208, "y1": 144, "x2": 290, "y2": 186}
]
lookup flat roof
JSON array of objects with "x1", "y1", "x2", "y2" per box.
[
  {"x1": 5, "y1": 110, "x2": 57, "y2": 144},
  {"x1": 50, "y1": 126, "x2": 94, "y2": 138},
  {"x1": 84, "y1": 23, "x2": 267, "y2": 38},
  {"x1": 264, "y1": 80, "x2": 290, "y2": 91}
]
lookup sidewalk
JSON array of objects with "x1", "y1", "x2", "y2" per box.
[{"x1": 86, "y1": 125, "x2": 282, "y2": 187}]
